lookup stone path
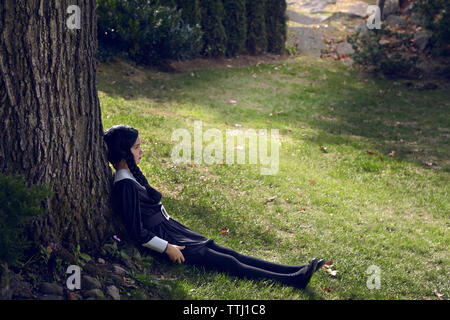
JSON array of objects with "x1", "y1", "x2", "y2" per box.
[{"x1": 286, "y1": 0, "x2": 371, "y2": 57}]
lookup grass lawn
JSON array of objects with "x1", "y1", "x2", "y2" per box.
[{"x1": 98, "y1": 55, "x2": 449, "y2": 300}]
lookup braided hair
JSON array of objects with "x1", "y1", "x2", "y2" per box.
[{"x1": 103, "y1": 124, "x2": 162, "y2": 204}]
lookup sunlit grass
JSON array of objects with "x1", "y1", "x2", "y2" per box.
[{"x1": 98, "y1": 56, "x2": 449, "y2": 300}]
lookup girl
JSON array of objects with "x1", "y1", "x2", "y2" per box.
[{"x1": 104, "y1": 124, "x2": 325, "y2": 289}]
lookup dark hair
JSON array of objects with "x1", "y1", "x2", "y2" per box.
[{"x1": 103, "y1": 124, "x2": 162, "y2": 204}]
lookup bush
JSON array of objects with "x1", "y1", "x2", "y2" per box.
[
  {"x1": 265, "y1": 0, "x2": 287, "y2": 54},
  {"x1": 0, "y1": 172, "x2": 50, "y2": 266},
  {"x1": 413, "y1": 0, "x2": 450, "y2": 57},
  {"x1": 347, "y1": 25, "x2": 420, "y2": 78},
  {"x1": 175, "y1": 0, "x2": 201, "y2": 27},
  {"x1": 97, "y1": 0, "x2": 202, "y2": 65},
  {"x1": 246, "y1": 0, "x2": 268, "y2": 55},
  {"x1": 199, "y1": 0, "x2": 227, "y2": 57},
  {"x1": 222, "y1": 0, "x2": 247, "y2": 57}
]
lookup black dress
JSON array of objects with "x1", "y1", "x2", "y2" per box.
[
  {"x1": 111, "y1": 171, "x2": 212, "y2": 256},
  {"x1": 111, "y1": 169, "x2": 318, "y2": 289}
]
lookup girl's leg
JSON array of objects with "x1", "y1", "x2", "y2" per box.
[
  {"x1": 186, "y1": 247, "x2": 314, "y2": 288},
  {"x1": 206, "y1": 241, "x2": 307, "y2": 274}
]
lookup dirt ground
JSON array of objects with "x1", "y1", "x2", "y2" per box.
[{"x1": 168, "y1": 53, "x2": 294, "y2": 72}]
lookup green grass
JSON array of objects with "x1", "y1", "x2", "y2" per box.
[{"x1": 98, "y1": 56, "x2": 449, "y2": 300}]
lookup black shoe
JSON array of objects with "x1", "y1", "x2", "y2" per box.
[
  {"x1": 315, "y1": 259, "x2": 326, "y2": 272},
  {"x1": 294, "y1": 258, "x2": 318, "y2": 289}
]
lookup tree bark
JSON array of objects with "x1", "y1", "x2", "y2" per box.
[{"x1": 0, "y1": 0, "x2": 123, "y2": 252}]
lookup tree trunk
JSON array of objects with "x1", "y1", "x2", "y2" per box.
[{"x1": 0, "y1": 0, "x2": 123, "y2": 252}]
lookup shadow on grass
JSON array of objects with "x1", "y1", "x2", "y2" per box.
[
  {"x1": 98, "y1": 58, "x2": 450, "y2": 173},
  {"x1": 132, "y1": 195, "x2": 322, "y2": 299}
]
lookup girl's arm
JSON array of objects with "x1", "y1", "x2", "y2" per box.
[{"x1": 118, "y1": 180, "x2": 168, "y2": 253}]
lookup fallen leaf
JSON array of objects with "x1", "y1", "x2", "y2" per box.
[
  {"x1": 300, "y1": 208, "x2": 306, "y2": 211},
  {"x1": 187, "y1": 162, "x2": 194, "y2": 167},
  {"x1": 434, "y1": 289, "x2": 444, "y2": 300},
  {"x1": 365, "y1": 150, "x2": 375, "y2": 155},
  {"x1": 220, "y1": 228, "x2": 229, "y2": 235},
  {"x1": 324, "y1": 260, "x2": 333, "y2": 267},
  {"x1": 325, "y1": 268, "x2": 338, "y2": 277},
  {"x1": 309, "y1": 180, "x2": 316, "y2": 184},
  {"x1": 67, "y1": 292, "x2": 79, "y2": 300},
  {"x1": 297, "y1": 193, "x2": 303, "y2": 197}
]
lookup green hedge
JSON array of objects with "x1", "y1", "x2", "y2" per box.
[
  {"x1": 246, "y1": 0, "x2": 268, "y2": 55},
  {"x1": 97, "y1": 0, "x2": 202, "y2": 65},
  {"x1": 223, "y1": 0, "x2": 247, "y2": 57},
  {"x1": 199, "y1": 0, "x2": 227, "y2": 57},
  {"x1": 265, "y1": 0, "x2": 287, "y2": 53},
  {"x1": 96, "y1": 0, "x2": 288, "y2": 64}
]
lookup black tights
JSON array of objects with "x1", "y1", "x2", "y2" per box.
[{"x1": 185, "y1": 242, "x2": 309, "y2": 287}]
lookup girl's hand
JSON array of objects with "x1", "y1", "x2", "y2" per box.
[{"x1": 165, "y1": 244, "x2": 185, "y2": 264}]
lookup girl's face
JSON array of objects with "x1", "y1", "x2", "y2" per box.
[{"x1": 131, "y1": 136, "x2": 144, "y2": 165}]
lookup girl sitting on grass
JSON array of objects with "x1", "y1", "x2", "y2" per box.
[{"x1": 104, "y1": 124, "x2": 325, "y2": 289}]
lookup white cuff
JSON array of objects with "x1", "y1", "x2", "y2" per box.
[
  {"x1": 142, "y1": 237, "x2": 168, "y2": 253},
  {"x1": 160, "y1": 204, "x2": 170, "y2": 220}
]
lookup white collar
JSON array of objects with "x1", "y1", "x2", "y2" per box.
[{"x1": 114, "y1": 169, "x2": 145, "y2": 189}]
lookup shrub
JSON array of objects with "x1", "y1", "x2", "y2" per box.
[
  {"x1": 199, "y1": 0, "x2": 227, "y2": 57},
  {"x1": 175, "y1": 0, "x2": 201, "y2": 27},
  {"x1": 222, "y1": 0, "x2": 247, "y2": 57},
  {"x1": 175, "y1": 0, "x2": 203, "y2": 57},
  {"x1": 246, "y1": 0, "x2": 268, "y2": 55},
  {"x1": 413, "y1": 0, "x2": 450, "y2": 56},
  {"x1": 347, "y1": 25, "x2": 420, "y2": 78},
  {"x1": 0, "y1": 172, "x2": 50, "y2": 266},
  {"x1": 265, "y1": 0, "x2": 287, "y2": 54},
  {"x1": 97, "y1": 0, "x2": 202, "y2": 65}
]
